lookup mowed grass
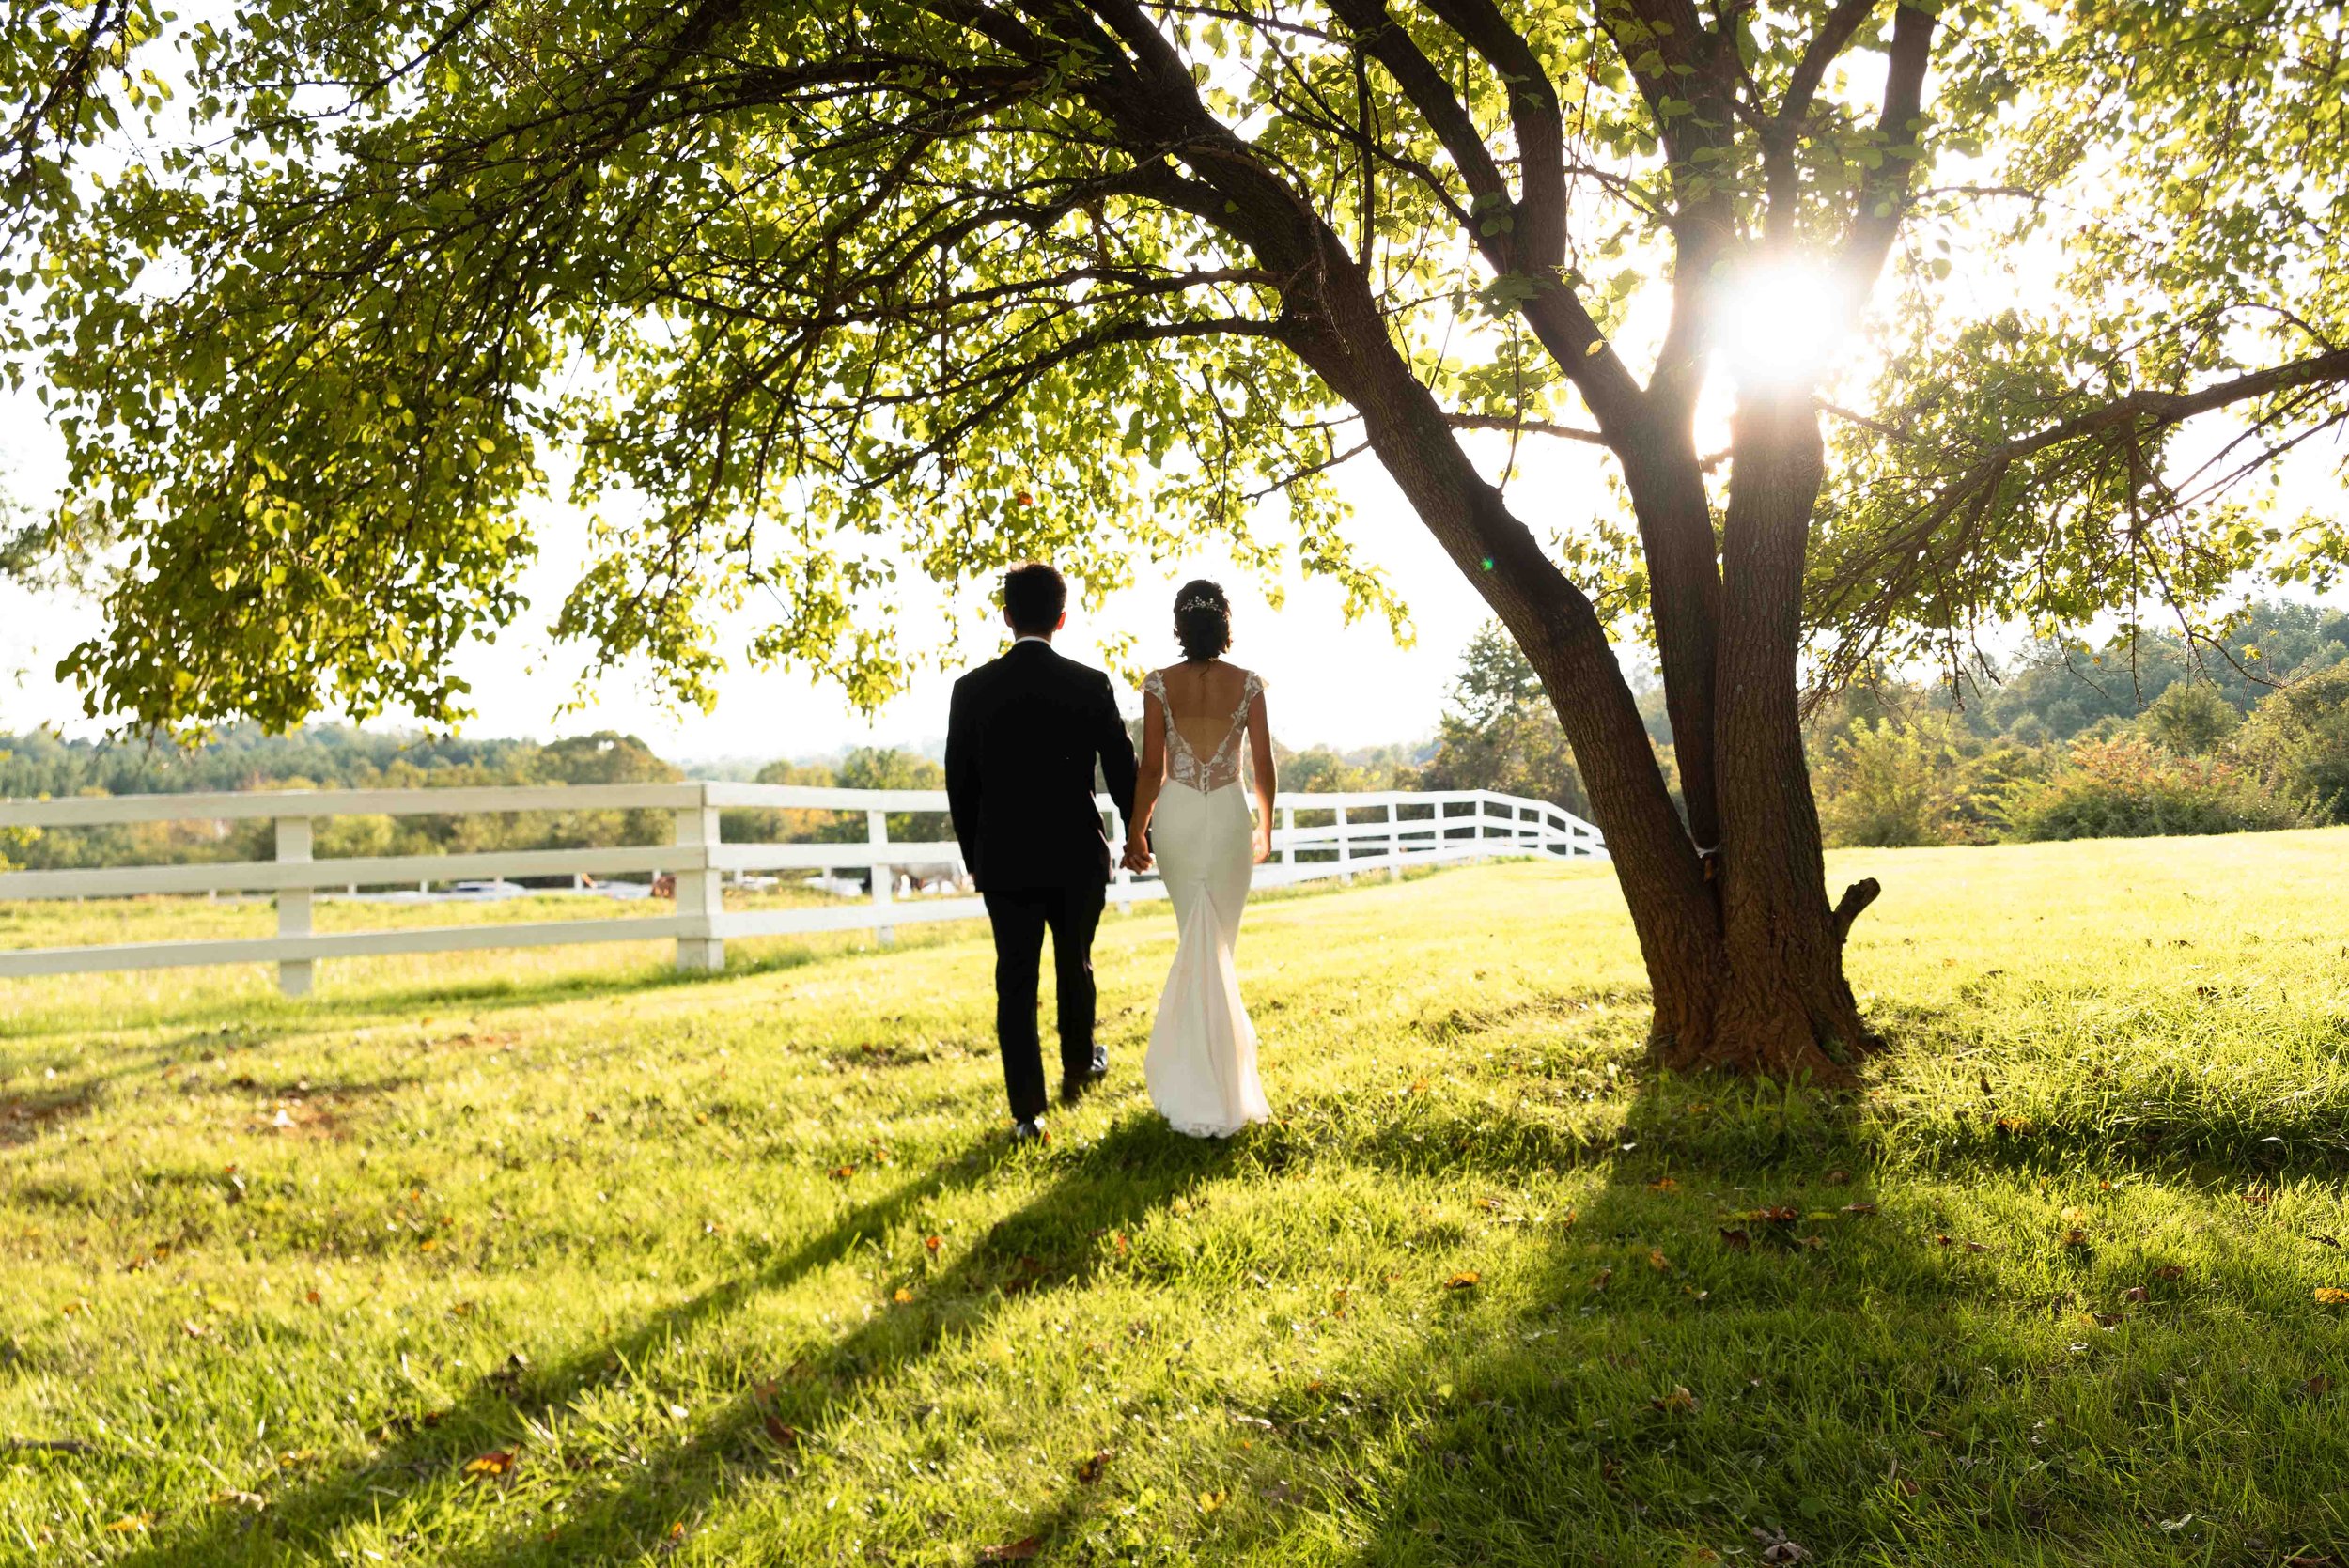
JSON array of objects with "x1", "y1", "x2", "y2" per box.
[{"x1": 5, "y1": 832, "x2": 2349, "y2": 1567}]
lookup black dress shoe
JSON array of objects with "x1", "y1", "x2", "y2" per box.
[
  {"x1": 1060, "y1": 1048, "x2": 1109, "y2": 1105},
  {"x1": 1010, "y1": 1118, "x2": 1047, "y2": 1142}
]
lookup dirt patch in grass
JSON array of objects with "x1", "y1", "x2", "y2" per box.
[
  {"x1": 0, "y1": 1083, "x2": 98, "y2": 1146},
  {"x1": 224, "y1": 1076, "x2": 412, "y2": 1141}
]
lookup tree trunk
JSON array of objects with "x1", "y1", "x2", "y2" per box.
[
  {"x1": 1269, "y1": 231, "x2": 1868, "y2": 1081},
  {"x1": 1689, "y1": 390, "x2": 1875, "y2": 1079}
]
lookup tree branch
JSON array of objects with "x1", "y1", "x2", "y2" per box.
[
  {"x1": 1839, "y1": 2, "x2": 1936, "y2": 288},
  {"x1": 1445, "y1": 412, "x2": 1608, "y2": 446},
  {"x1": 1764, "y1": 0, "x2": 1878, "y2": 244}
]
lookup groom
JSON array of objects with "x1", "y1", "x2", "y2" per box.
[{"x1": 945, "y1": 563, "x2": 1139, "y2": 1141}]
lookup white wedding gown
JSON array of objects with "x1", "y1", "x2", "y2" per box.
[{"x1": 1141, "y1": 668, "x2": 1272, "y2": 1139}]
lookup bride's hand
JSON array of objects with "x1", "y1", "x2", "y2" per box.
[
  {"x1": 1251, "y1": 825, "x2": 1272, "y2": 864},
  {"x1": 1121, "y1": 841, "x2": 1153, "y2": 873}
]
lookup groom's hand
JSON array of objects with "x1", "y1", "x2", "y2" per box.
[{"x1": 1121, "y1": 842, "x2": 1153, "y2": 873}]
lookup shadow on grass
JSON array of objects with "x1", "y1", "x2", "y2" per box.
[
  {"x1": 0, "y1": 928, "x2": 922, "y2": 1046},
  {"x1": 1228, "y1": 1059, "x2": 2348, "y2": 1563},
  {"x1": 108, "y1": 1114, "x2": 1223, "y2": 1567}
]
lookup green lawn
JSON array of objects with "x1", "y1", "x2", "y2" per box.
[{"x1": 5, "y1": 833, "x2": 2349, "y2": 1566}]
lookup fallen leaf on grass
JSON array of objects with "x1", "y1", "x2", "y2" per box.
[
  {"x1": 1074, "y1": 1449, "x2": 1113, "y2": 1483},
  {"x1": 925, "y1": 1234, "x2": 942, "y2": 1254},
  {"x1": 893, "y1": 1288, "x2": 914, "y2": 1304},
  {"x1": 2123, "y1": 1286, "x2": 2148, "y2": 1303},
  {"x1": 210, "y1": 1490, "x2": 266, "y2": 1511},
  {"x1": 2287, "y1": 1554, "x2": 2338, "y2": 1566},
  {"x1": 1719, "y1": 1229, "x2": 1750, "y2": 1251},
  {"x1": 2153, "y1": 1264, "x2": 2186, "y2": 1281},
  {"x1": 1196, "y1": 1490, "x2": 1226, "y2": 1514},
  {"x1": 103, "y1": 1515, "x2": 152, "y2": 1534},
  {"x1": 1648, "y1": 1177, "x2": 1677, "y2": 1192},
  {"x1": 829, "y1": 1165, "x2": 856, "y2": 1181},
  {"x1": 1589, "y1": 1267, "x2": 1612, "y2": 1292},
  {"x1": 977, "y1": 1538, "x2": 1042, "y2": 1563},
  {"x1": 1840, "y1": 1202, "x2": 1878, "y2": 1216},
  {"x1": 2316, "y1": 1288, "x2": 2349, "y2": 1306},
  {"x1": 1444, "y1": 1271, "x2": 1480, "y2": 1290},
  {"x1": 2306, "y1": 1374, "x2": 2333, "y2": 1396},
  {"x1": 1753, "y1": 1527, "x2": 1810, "y2": 1562},
  {"x1": 1648, "y1": 1249, "x2": 1672, "y2": 1273},
  {"x1": 463, "y1": 1450, "x2": 517, "y2": 1478},
  {"x1": 761, "y1": 1415, "x2": 801, "y2": 1450},
  {"x1": 1651, "y1": 1385, "x2": 1699, "y2": 1414}
]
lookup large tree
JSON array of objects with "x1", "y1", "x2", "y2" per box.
[{"x1": 18, "y1": 0, "x2": 2349, "y2": 1075}]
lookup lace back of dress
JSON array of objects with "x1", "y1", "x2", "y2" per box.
[{"x1": 1148, "y1": 668, "x2": 1259, "y2": 793}]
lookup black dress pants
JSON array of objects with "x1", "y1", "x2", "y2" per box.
[{"x1": 982, "y1": 882, "x2": 1105, "y2": 1121}]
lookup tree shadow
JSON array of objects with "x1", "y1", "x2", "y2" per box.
[
  {"x1": 1252, "y1": 1051, "x2": 2345, "y2": 1564},
  {"x1": 108, "y1": 1114, "x2": 1222, "y2": 1566}
]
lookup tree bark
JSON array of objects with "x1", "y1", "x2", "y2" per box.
[{"x1": 1696, "y1": 390, "x2": 1875, "y2": 1079}]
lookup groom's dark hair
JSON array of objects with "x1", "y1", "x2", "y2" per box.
[{"x1": 1002, "y1": 562, "x2": 1066, "y2": 634}]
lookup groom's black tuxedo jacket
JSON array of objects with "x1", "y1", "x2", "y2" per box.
[{"x1": 946, "y1": 640, "x2": 1139, "y2": 893}]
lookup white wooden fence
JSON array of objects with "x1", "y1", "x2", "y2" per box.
[{"x1": 0, "y1": 784, "x2": 1604, "y2": 991}]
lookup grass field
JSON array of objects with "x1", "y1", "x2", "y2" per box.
[{"x1": 5, "y1": 831, "x2": 2349, "y2": 1566}]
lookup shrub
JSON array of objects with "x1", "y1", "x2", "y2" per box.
[
  {"x1": 1816, "y1": 719, "x2": 1958, "y2": 846},
  {"x1": 2232, "y1": 663, "x2": 2349, "y2": 822},
  {"x1": 2008, "y1": 735, "x2": 2300, "y2": 841}
]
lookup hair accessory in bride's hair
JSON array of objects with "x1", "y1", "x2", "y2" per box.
[{"x1": 1176, "y1": 594, "x2": 1220, "y2": 613}]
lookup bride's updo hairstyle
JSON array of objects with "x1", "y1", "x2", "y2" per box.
[{"x1": 1173, "y1": 579, "x2": 1232, "y2": 663}]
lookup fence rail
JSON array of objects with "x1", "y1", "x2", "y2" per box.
[{"x1": 0, "y1": 783, "x2": 1603, "y2": 988}]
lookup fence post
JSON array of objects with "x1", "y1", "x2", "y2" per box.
[
  {"x1": 1386, "y1": 800, "x2": 1399, "y2": 879},
  {"x1": 1280, "y1": 803, "x2": 1295, "y2": 869},
  {"x1": 1335, "y1": 804, "x2": 1352, "y2": 885},
  {"x1": 868, "y1": 808, "x2": 894, "y2": 946},
  {"x1": 275, "y1": 815, "x2": 313, "y2": 997},
  {"x1": 673, "y1": 785, "x2": 724, "y2": 973}
]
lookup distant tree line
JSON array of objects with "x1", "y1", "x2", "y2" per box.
[
  {"x1": 1378, "y1": 600, "x2": 2349, "y2": 850},
  {"x1": 0, "y1": 726, "x2": 684, "y2": 871},
  {"x1": 1809, "y1": 602, "x2": 2349, "y2": 846},
  {"x1": 7, "y1": 598, "x2": 2343, "y2": 871}
]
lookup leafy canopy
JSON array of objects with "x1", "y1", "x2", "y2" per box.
[{"x1": 13, "y1": 0, "x2": 2348, "y2": 734}]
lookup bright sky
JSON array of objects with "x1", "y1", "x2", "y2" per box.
[{"x1": 0, "y1": 389, "x2": 1574, "y2": 762}]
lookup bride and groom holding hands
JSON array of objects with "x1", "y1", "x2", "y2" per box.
[{"x1": 944, "y1": 562, "x2": 1275, "y2": 1143}]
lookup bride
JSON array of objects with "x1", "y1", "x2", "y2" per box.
[{"x1": 1120, "y1": 580, "x2": 1275, "y2": 1138}]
